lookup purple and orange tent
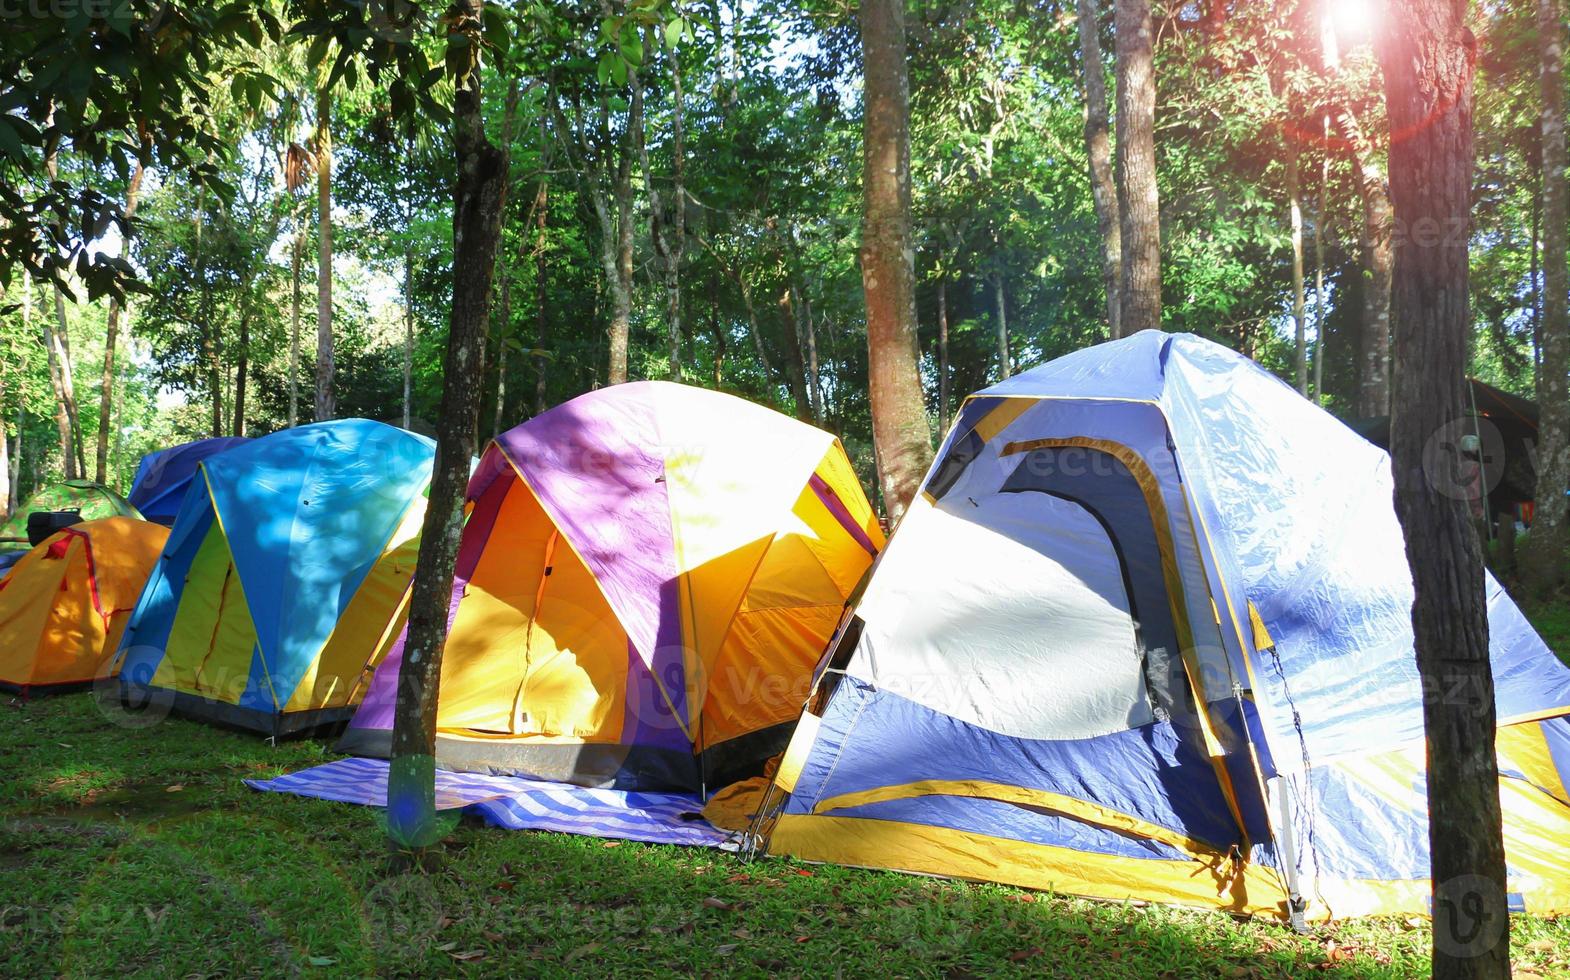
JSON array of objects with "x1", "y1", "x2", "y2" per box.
[{"x1": 341, "y1": 382, "x2": 883, "y2": 792}]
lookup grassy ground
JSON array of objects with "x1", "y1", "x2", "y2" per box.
[{"x1": 0, "y1": 696, "x2": 1564, "y2": 978}]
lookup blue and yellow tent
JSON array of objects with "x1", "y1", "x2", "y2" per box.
[
  {"x1": 112, "y1": 420, "x2": 435, "y2": 736},
  {"x1": 759, "y1": 332, "x2": 1570, "y2": 922}
]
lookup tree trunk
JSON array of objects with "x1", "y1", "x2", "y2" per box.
[
  {"x1": 0, "y1": 382, "x2": 9, "y2": 516},
  {"x1": 860, "y1": 0, "x2": 933, "y2": 523},
  {"x1": 1532, "y1": 164, "x2": 1543, "y2": 379},
  {"x1": 937, "y1": 276, "x2": 951, "y2": 433},
  {"x1": 780, "y1": 288, "x2": 812, "y2": 422},
  {"x1": 233, "y1": 305, "x2": 249, "y2": 438},
  {"x1": 1314, "y1": 124, "x2": 1328, "y2": 404},
  {"x1": 404, "y1": 134, "x2": 418, "y2": 432},
  {"x1": 993, "y1": 273, "x2": 1011, "y2": 379},
  {"x1": 386, "y1": 0, "x2": 508, "y2": 851},
  {"x1": 1076, "y1": 0, "x2": 1121, "y2": 338},
  {"x1": 290, "y1": 205, "x2": 304, "y2": 428},
  {"x1": 34, "y1": 269, "x2": 75, "y2": 480},
  {"x1": 97, "y1": 156, "x2": 146, "y2": 484},
  {"x1": 315, "y1": 84, "x2": 336, "y2": 422},
  {"x1": 1343, "y1": 114, "x2": 1395, "y2": 417},
  {"x1": 805, "y1": 300, "x2": 821, "y2": 425},
  {"x1": 533, "y1": 174, "x2": 550, "y2": 416},
  {"x1": 607, "y1": 76, "x2": 640, "y2": 386},
  {"x1": 48, "y1": 287, "x2": 87, "y2": 478},
  {"x1": 1289, "y1": 147, "x2": 1308, "y2": 395},
  {"x1": 9, "y1": 406, "x2": 20, "y2": 512},
  {"x1": 1526, "y1": 0, "x2": 1570, "y2": 595},
  {"x1": 404, "y1": 235, "x2": 415, "y2": 431},
  {"x1": 195, "y1": 189, "x2": 222, "y2": 438},
  {"x1": 1113, "y1": 0, "x2": 1160, "y2": 335},
  {"x1": 1378, "y1": 8, "x2": 1511, "y2": 977},
  {"x1": 1328, "y1": 29, "x2": 1396, "y2": 418}
]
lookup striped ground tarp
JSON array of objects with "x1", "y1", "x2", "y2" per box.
[{"x1": 246, "y1": 757, "x2": 733, "y2": 848}]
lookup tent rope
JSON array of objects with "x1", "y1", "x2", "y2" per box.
[{"x1": 1262, "y1": 641, "x2": 1326, "y2": 914}]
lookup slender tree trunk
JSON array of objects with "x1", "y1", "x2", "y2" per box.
[
  {"x1": 41, "y1": 121, "x2": 84, "y2": 479},
  {"x1": 1532, "y1": 164, "x2": 1543, "y2": 380},
  {"x1": 860, "y1": 0, "x2": 933, "y2": 523},
  {"x1": 97, "y1": 156, "x2": 146, "y2": 483},
  {"x1": 937, "y1": 275, "x2": 951, "y2": 433},
  {"x1": 533, "y1": 168, "x2": 550, "y2": 415},
  {"x1": 1379, "y1": 8, "x2": 1511, "y2": 977},
  {"x1": 1076, "y1": 0, "x2": 1121, "y2": 338},
  {"x1": 9, "y1": 406, "x2": 20, "y2": 512},
  {"x1": 0, "y1": 380, "x2": 9, "y2": 516},
  {"x1": 35, "y1": 271, "x2": 75, "y2": 480},
  {"x1": 404, "y1": 134, "x2": 417, "y2": 432},
  {"x1": 315, "y1": 84, "x2": 336, "y2": 422},
  {"x1": 1114, "y1": 0, "x2": 1161, "y2": 334},
  {"x1": 607, "y1": 75, "x2": 640, "y2": 386},
  {"x1": 780, "y1": 288, "x2": 812, "y2": 422},
  {"x1": 387, "y1": 0, "x2": 507, "y2": 852},
  {"x1": 1527, "y1": 0, "x2": 1570, "y2": 595},
  {"x1": 233, "y1": 305, "x2": 249, "y2": 437},
  {"x1": 668, "y1": 56, "x2": 686, "y2": 382},
  {"x1": 290, "y1": 205, "x2": 304, "y2": 428},
  {"x1": 1342, "y1": 104, "x2": 1396, "y2": 417},
  {"x1": 805, "y1": 301, "x2": 821, "y2": 425},
  {"x1": 1314, "y1": 128, "x2": 1328, "y2": 404},
  {"x1": 49, "y1": 288, "x2": 86, "y2": 478},
  {"x1": 1289, "y1": 147, "x2": 1308, "y2": 395},
  {"x1": 195, "y1": 189, "x2": 222, "y2": 438},
  {"x1": 993, "y1": 273, "x2": 1011, "y2": 379},
  {"x1": 404, "y1": 234, "x2": 415, "y2": 431},
  {"x1": 738, "y1": 276, "x2": 776, "y2": 383},
  {"x1": 1328, "y1": 34, "x2": 1396, "y2": 418}
]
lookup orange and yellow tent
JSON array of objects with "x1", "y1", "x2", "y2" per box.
[{"x1": 0, "y1": 517, "x2": 169, "y2": 693}]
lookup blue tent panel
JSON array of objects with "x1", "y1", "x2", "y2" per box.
[{"x1": 129, "y1": 437, "x2": 250, "y2": 524}]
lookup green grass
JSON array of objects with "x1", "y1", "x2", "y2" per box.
[{"x1": 2, "y1": 696, "x2": 1567, "y2": 977}]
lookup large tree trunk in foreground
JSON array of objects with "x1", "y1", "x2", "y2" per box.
[
  {"x1": 1113, "y1": 0, "x2": 1160, "y2": 335},
  {"x1": 387, "y1": 0, "x2": 507, "y2": 851},
  {"x1": 1076, "y1": 0, "x2": 1121, "y2": 338},
  {"x1": 1526, "y1": 0, "x2": 1570, "y2": 595},
  {"x1": 860, "y1": 0, "x2": 933, "y2": 523},
  {"x1": 97, "y1": 156, "x2": 146, "y2": 484},
  {"x1": 1378, "y1": 8, "x2": 1511, "y2": 977},
  {"x1": 315, "y1": 84, "x2": 336, "y2": 422}
]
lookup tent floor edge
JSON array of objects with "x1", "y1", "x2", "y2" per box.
[{"x1": 118, "y1": 684, "x2": 356, "y2": 739}]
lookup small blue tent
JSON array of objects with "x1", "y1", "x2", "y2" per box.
[
  {"x1": 112, "y1": 420, "x2": 434, "y2": 736},
  {"x1": 128, "y1": 437, "x2": 250, "y2": 525},
  {"x1": 760, "y1": 331, "x2": 1570, "y2": 922}
]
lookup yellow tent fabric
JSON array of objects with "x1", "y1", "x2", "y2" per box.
[{"x1": 0, "y1": 517, "x2": 168, "y2": 692}]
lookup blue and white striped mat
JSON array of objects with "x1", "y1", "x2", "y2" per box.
[{"x1": 246, "y1": 757, "x2": 733, "y2": 848}]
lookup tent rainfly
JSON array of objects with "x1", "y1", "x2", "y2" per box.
[
  {"x1": 128, "y1": 437, "x2": 250, "y2": 525},
  {"x1": 111, "y1": 420, "x2": 435, "y2": 736},
  {"x1": 341, "y1": 381, "x2": 884, "y2": 792},
  {"x1": 756, "y1": 331, "x2": 1570, "y2": 924}
]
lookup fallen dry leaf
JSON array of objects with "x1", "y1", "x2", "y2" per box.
[
  {"x1": 164, "y1": 784, "x2": 184, "y2": 793},
  {"x1": 602, "y1": 841, "x2": 622, "y2": 848},
  {"x1": 448, "y1": 950, "x2": 486, "y2": 962},
  {"x1": 566, "y1": 942, "x2": 601, "y2": 962},
  {"x1": 714, "y1": 943, "x2": 739, "y2": 956},
  {"x1": 702, "y1": 896, "x2": 734, "y2": 911},
  {"x1": 1007, "y1": 947, "x2": 1043, "y2": 962},
  {"x1": 482, "y1": 930, "x2": 504, "y2": 943}
]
